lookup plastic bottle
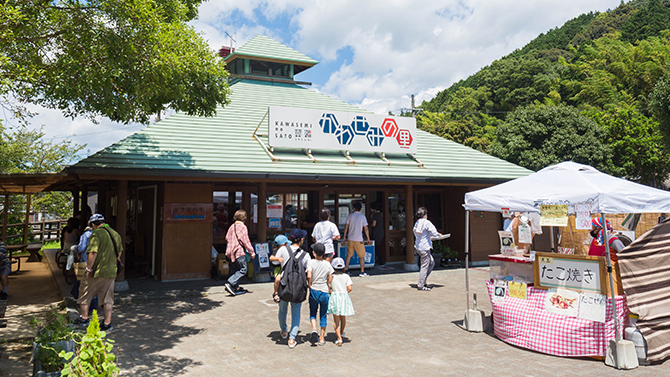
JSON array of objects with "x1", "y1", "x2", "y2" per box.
[{"x1": 624, "y1": 313, "x2": 649, "y2": 365}]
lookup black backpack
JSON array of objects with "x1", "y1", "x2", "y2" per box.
[{"x1": 277, "y1": 246, "x2": 308, "y2": 303}]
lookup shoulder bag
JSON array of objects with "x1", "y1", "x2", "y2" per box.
[
  {"x1": 233, "y1": 224, "x2": 252, "y2": 262},
  {"x1": 103, "y1": 227, "x2": 124, "y2": 275}
]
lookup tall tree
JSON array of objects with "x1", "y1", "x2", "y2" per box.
[
  {"x1": 1, "y1": 124, "x2": 84, "y2": 229},
  {"x1": 584, "y1": 105, "x2": 670, "y2": 184},
  {"x1": 489, "y1": 104, "x2": 610, "y2": 171},
  {"x1": 1, "y1": 0, "x2": 230, "y2": 125}
]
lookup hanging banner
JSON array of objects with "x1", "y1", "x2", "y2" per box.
[
  {"x1": 574, "y1": 203, "x2": 592, "y2": 230},
  {"x1": 539, "y1": 204, "x2": 569, "y2": 226},
  {"x1": 268, "y1": 106, "x2": 417, "y2": 154}
]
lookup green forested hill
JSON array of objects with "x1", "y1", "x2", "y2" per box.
[{"x1": 420, "y1": 0, "x2": 670, "y2": 185}]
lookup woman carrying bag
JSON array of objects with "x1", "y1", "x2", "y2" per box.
[{"x1": 224, "y1": 210, "x2": 255, "y2": 295}]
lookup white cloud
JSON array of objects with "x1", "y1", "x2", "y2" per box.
[{"x1": 16, "y1": 0, "x2": 621, "y2": 154}]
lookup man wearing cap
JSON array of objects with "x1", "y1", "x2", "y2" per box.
[
  {"x1": 74, "y1": 214, "x2": 123, "y2": 332},
  {"x1": 343, "y1": 202, "x2": 371, "y2": 277}
]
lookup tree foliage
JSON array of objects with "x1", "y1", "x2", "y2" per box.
[
  {"x1": 1, "y1": 0, "x2": 230, "y2": 124},
  {"x1": 419, "y1": 0, "x2": 670, "y2": 182},
  {"x1": 489, "y1": 104, "x2": 609, "y2": 172},
  {"x1": 1, "y1": 125, "x2": 83, "y2": 220},
  {"x1": 584, "y1": 105, "x2": 670, "y2": 184}
]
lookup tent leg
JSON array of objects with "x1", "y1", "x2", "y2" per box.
[
  {"x1": 463, "y1": 210, "x2": 485, "y2": 332},
  {"x1": 601, "y1": 214, "x2": 638, "y2": 370}
]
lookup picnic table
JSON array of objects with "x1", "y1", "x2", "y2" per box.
[{"x1": 7, "y1": 243, "x2": 42, "y2": 272}]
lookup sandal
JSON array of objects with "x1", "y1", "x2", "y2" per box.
[
  {"x1": 272, "y1": 292, "x2": 281, "y2": 303},
  {"x1": 335, "y1": 339, "x2": 343, "y2": 347},
  {"x1": 288, "y1": 339, "x2": 297, "y2": 349}
]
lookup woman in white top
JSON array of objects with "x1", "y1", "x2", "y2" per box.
[
  {"x1": 311, "y1": 208, "x2": 340, "y2": 262},
  {"x1": 413, "y1": 207, "x2": 441, "y2": 291}
]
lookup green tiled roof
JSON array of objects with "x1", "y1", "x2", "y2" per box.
[
  {"x1": 224, "y1": 34, "x2": 318, "y2": 66},
  {"x1": 69, "y1": 79, "x2": 532, "y2": 184}
]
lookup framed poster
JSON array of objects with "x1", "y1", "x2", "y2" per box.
[{"x1": 533, "y1": 252, "x2": 607, "y2": 294}]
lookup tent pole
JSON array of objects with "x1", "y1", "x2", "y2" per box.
[
  {"x1": 465, "y1": 210, "x2": 470, "y2": 311},
  {"x1": 602, "y1": 214, "x2": 620, "y2": 369},
  {"x1": 550, "y1": 226, "x2": 555, "y2": 252}
]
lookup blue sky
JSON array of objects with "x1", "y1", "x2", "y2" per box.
[{"x1": 23, "y1": 0, "x2": 621, "y2": 160}]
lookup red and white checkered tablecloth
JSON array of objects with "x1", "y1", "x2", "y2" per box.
[{"x1": 486, "y1": 280, "x2": 628, "y2": 357}]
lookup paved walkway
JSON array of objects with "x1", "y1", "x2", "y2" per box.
[{"x1": 2, "y1": 252, "x2": 669, "y2": 376}]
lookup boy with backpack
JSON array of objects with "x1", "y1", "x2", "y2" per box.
[{"x1": 274, "y1": 228, "x2": 311, "y2": 348}]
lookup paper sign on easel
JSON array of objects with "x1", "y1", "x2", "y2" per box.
[
  {"x1": 255, "y1": 243, "x2": 270, "y2": 268},
  {"x1": 578, "y1": 292, "x2": 606, "y2": 323},
  {"x1": 508, "y1": 282, "x2": 527, "y2": 299},
  {"x1": 493, "y1": 281, "x2": 507, "y2": 303},
  {"x1": 575, "y1": 203, "x2": 592, "y2": 230}
]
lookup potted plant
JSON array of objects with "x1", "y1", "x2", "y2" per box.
[
  {"x1": 30, "y1": 306, "x2": 76, "y2": 377},
  {"x1": 59, "y1": 310, "x2": 120, "y2": 376},
  {"x1": 431, "y1": 240, "x2": 448, "y2": 267}
]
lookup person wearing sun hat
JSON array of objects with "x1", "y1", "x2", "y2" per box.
[
  {"x1": 74, "y1": 213, "x2": 123, "y2": 332},
  {"x1": 588, "y1": 217, "x2": 625, "y2": 262},
  {"x1": 269, "y1": 234, "x2": 292, "y2": 303}
]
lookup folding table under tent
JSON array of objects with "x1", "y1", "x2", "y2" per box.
[{"x1": 462, "y1": 161, "x2": 670, "y2": 367}]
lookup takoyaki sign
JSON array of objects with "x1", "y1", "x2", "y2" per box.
[{"x1": 268, "y1": 106, "x2": 417, "y2": 154}]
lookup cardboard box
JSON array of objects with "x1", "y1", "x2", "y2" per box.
[{"x1": 216, "y1": 254, "x2": 229, "y2": 276}]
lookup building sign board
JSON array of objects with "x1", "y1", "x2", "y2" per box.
[
  {"x1": 268, "y1": 106, "x2": 417, "y2": 154},
  {"x1": 164, "y1": 203, "x2": 213, "y2": 222}
]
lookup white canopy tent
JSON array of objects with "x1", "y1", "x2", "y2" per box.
[
  {"x1": 462, "y1": 161, "x2": 670, "y2": 369},
  {"x1": 464, "y1": 161, "x2": 670, "y2": 214}
]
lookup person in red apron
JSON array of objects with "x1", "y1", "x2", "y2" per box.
[{"x1": 588, "y1": 218, "x2": 625, "y2": 262}]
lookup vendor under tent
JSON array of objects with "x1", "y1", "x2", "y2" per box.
[
  {"x1": 618, "y1": 218, "x2": 670, "y2": 363},
  {"x1": 462, "y1": 161, "x2": 670, "y2": 369}
]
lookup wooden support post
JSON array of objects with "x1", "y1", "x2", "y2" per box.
[
  {"x1": 2, "y1": 195, "x2": 8, "y2": 242},
  {"x1": 23, "y1": 194, "x2": 31, "y2": 246},
  {"x1": 116, "y1": 180, "x2": 128, "y2": 281},
  {"x1": 405, "y1": 184, "x2": 414, "y2": 264},
  {"x1": 98, "y1": 181, "x2": 107, "y2": 217},
  {"x1": 73, "y1": 190, "x2": 80, "y2": 217},
  {"x1": 258, "y1": 182, "x2": 267, "y2": 243}
]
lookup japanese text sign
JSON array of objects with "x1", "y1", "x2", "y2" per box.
[
  {"x1": 533, "y1": 252, "x2": 606, "y2": 294},
  {"x1": 539, "y1": 204, "x2": 569, "y2": 226},
  {"x1": 578, "y1": 292, "x2": 607, "y2": 323},
  {"x1": 164, "y1": 203, "x2": 212, "y2": 222},
  {"x1": 255, "y1": 243, "x2": 270, "y2": 269},
  {"x1": 575, "y1": 203, "x2": 592, "y2": 230},
  {"x1": 508, "y1": 282, "x2": 528, "y2": 299},
  {"x1": 268, "y1": 106, "x2": 417, "y2": 154}
]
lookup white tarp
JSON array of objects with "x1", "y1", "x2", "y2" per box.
[{"x1": 464, "y1": 161, "x2": 670, "y2": 214}]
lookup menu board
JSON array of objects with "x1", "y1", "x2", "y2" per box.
[{"x1": 533, "y1": 252, "x2": 607, "y2": 294}]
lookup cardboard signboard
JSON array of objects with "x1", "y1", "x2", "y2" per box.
[
  {"x1": 578, "y1": 292, "x2": 607, "y2": 323},
  {"x1": 539, "y1": 204, "x2": 569, "y2": 226},
  {"x1": 508, "y1": 281, "x2": 528, "y2": 300},
  {"x1": 533, "y1": 252, "x2": 607, "y2": 294}
]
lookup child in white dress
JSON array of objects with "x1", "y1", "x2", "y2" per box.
[{"x1": 327, "y1": 257, "x2": 354, "y2": 346}]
